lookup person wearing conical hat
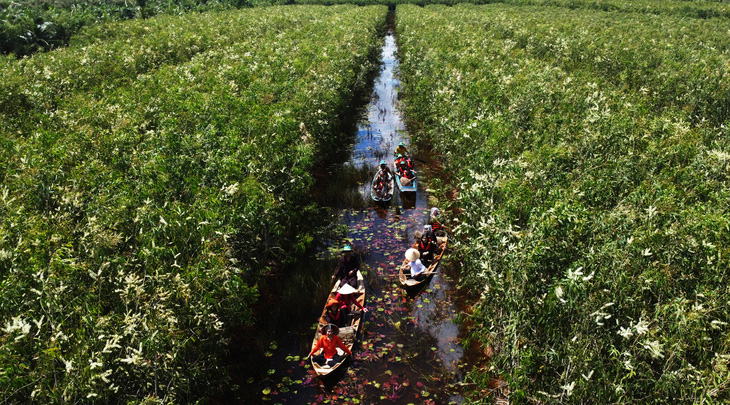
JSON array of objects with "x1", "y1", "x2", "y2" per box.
[
  {"x1": 332, "y1": 245, "x2": 360, "y2": 288},
  {"x1": 309, "y1": 323, "x2": 351, "y2": 368},
  {"x1": 335, "y1": 283, "x2": 368, "y2": 324},
  {"x1": 404, "y1": 248, "x2": 427, "y2": 281}
]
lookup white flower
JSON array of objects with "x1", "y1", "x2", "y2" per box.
[
  {"x1": 221, "y1": 182, "x2": 239, "y2": 196},
  {"x1": 711, "y1": 320, "x2": 727, "y2": 330},
  {"x1": 643, "y1": 340, "x2": 664, "y2": 359},
  {"x1": 4, "y1": 316, "x2": 31, "y2": 340},
  {"x1": 646, "y1": 205, "x2": 657, "y2": 218},
  {"x1": 567, "y1": 267, "x2": 584, "y2": 282},
  {"x1": 618, "y1": 326, "x2": 633, "y2": 339},
  {"x1": 61, "y1": 357, "x2": 73, "y2": 374},
  {"x1": 561, "y1": 381, "x2": 576, "y2": 397},
  {"x1": 634, "y1": 318, "x2": 649, "y2": 335}
]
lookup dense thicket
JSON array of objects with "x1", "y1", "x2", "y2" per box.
[
  {"x1": 0, "y1": 0, "x2": 258, "y2": 57},
  {"x1": 4, "y1": 0, "x2": 729, "y2": 57},
  {"x1": 295, "y1": 0, "x2": 730, "y2": 17},
  {"x1": 396, "y1": 3, "x2": 730, "y2": 403},
  {"x1": 0, "y1": 5, "x2": 386, "y2": 403}
]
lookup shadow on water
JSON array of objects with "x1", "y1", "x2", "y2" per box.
[{"x1": 236, "y1": 14, "x2": 479, "y2": 405}]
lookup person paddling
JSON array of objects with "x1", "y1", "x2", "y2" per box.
[
  {"x1": 395, "y1": 141, "x2": 409, "y2": 157},
  {"x1": 403, "y1": 248, "x2": 427, "y2": 281},
  {"x1": 332, "y1": 245, "x2": 360, "y2": 287}
]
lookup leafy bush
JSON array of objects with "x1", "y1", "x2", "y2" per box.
[
  {"x1": 0, "y1": 5, "x2": 386, "y2": 403},
  {"x1": 396, "y1": 3, "x2": 730, "y2": 402},
  {"x1": 0, "y1": 0, "x2": 256, "y2": 57}
]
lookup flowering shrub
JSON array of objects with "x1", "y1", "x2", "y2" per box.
[
  {"x1": 397, "y1": 3, "x2": 730, "y2": 402},
  {"x1": 0, "y1": 0, "x2": 257, "y2": 57},
  {"x1": 0, "y1": 5, "x2": 386, "y2": 403}
]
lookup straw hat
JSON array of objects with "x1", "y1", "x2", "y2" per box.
[
  {"x1": 405, "y1": 248, "x2": 420, "y2": 261},
  {"x1": 326, "y1": 297, "x2": 339, "y2": 308},
  {"x1": 321, "y1": 323, "x2": 339, "y2": 336},
  {"x1": 337, "y1": 283, "x2": 359, "y2": 295}
]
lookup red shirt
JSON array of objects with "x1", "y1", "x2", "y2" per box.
[
  {"x1": 335, "y1": 292, "x2": 365, "y2": 311},
  {"x1": 310, "y1": 335, "x2": 351, "y2": 358}
]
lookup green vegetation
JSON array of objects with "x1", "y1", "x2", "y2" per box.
[
  {"x1": 296, "y1": 0, "x2": 730, "y2": 16},
  {"x1": 0, "y1": 0, "x2": 259, "y2": 57},
  {"x1": 0, "y1": 5, "x2": 386, "y2": 403},
  {"x1": 5, "y1": 0, "x2": 727, "y2": 57},
  {"x1": 396, "y1": 3, "x2": 730, "y2": 402}
]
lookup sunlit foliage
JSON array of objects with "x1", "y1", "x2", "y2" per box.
[
  {"x1": 0, "y1": 5, "x2": 386, "y2": 403},
  {"x1": 397, "y1": 3, "x2": 730, "y2": 402}
]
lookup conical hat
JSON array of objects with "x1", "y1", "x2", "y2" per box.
[
  {"x1": 405, "y1": 248, "x2": 420, "y2": 261},
  {"x1": 337, "y1": 283, "x2": 359, "y2": 295}
]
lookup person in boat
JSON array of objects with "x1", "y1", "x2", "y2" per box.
[
  {"x1": 397, "y1": 160, "x2": 416, "y2": 185},
  {"x1": 428, "y1": 207, "x2": 447, "y2": 246},
  {"x1": 373, "y1": 175, "x2": 385, "y2": 197},
  {"x1": 395, "y1": 141, "x2": 409, "y2": 158},
  {"x1": 377, "y1": 160, "x2": 393, "y2": 182},
  {"x1": 309, "y1": 324, "x2": 352, "y2": 368},
  {"x1": 394, "y1": 153, "x2": 414, "y2": 168},
  {"x1": 373, "y1": 160, "x2": 392, "y2": 199},
  {"x1": 332, "y1": 245, "x2": 360, "y2": 287},
  {"x1": 404, "y1": 248, "x2": 427, "y2": 281},
  {"x1": 324, "y1": 296, "x2": 346, "y2": 327},
  {"x1": 335, "y1": 283, "x2": 368, "y2": 323},
  {"x1": 418, "y1": 231, "x2": 437, "y2": 267},
  {"x1": 423, "y1": 224, "x2": 436, "y2": 245},
  {"x1": 394, "y1": 151, "x2": 414, "y2": 170}
]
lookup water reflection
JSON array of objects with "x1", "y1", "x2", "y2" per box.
[{"x1": 251, "y1": 30, "x2": 467, "y2": 404}]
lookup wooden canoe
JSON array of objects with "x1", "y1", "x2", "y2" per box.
[
  {"x1": 393, "y1": 161, "x2": 417, "y2": 193},
  {"x1": 398, "y1": 235, "x2": 448, "y2": 290},
  {"x1": 310, "y1": 270, "x2": 365, "y2": 376},
  {"x1": 371, "y1": 170, "x2": 394, "y2": 202}
]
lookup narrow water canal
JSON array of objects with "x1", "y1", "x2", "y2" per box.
[{"x1": 244, "y1": 28, "x2": 468, "y2": 404}]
